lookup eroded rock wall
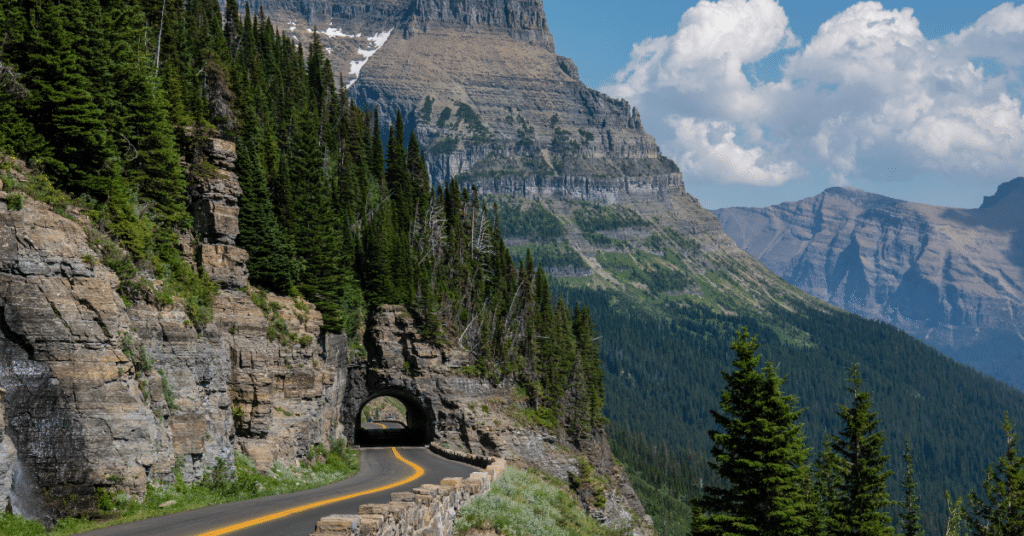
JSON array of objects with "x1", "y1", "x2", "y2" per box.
[
  {"x1": 341, "y1": 305, "x2": 648, "y2": 529},
  {"x1": 0, "y1": 143, "x2": 346, "y2": 521}
]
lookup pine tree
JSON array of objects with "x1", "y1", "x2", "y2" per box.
[
  {"x1": 692, "y1": 327, "x2": 811, "y2": 536},
  {"x1": 235, "y1": 99, "x2": 300, "y2": 293},
  {"x1": 24, "y1": 0, "x2": 118, "y2": 196},
  {"x1": 572, "y1": 303, "x2": 605, "y2": 429},
  {"x1": 899, "y1": 439, "x2": 923, "y2": 536},
  {"x1": 946, "y1": 491, "x2": 969, "y2": 536},
  {"x1": 831, "y1": 365, "x2": 895, "y2": 536},
  {"x1": 967, "y1": 414, "x2": 1024, "y2": 535},
  {"x1": 809, "y1": 436, "x2": 844, "y2": 535}
]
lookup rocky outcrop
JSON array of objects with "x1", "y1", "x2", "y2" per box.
[
  {"x1": 0, "y1": 388, "x2": 15, "y2": 513},
  {"x1": 0, "y1": 143, "x2": 345, "y2": 522},
  {"x1": 339, "y1": 305, "x2": 648, "y2": 529},
  {"x1": 715, "y1": 179, "x2": 1024, "y2": 389}
]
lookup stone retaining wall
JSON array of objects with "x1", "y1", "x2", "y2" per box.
[{"x1": 309, "y1": 444, "x2": 506, "y2": 536}]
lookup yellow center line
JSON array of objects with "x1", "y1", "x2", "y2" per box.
[{"x1": 194, "y1": 447, "x2": 424, "y2": 536}]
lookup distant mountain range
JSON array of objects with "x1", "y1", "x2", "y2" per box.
[{"x1": 716, "y1": 178, "x2": 1024, "y2": 390}]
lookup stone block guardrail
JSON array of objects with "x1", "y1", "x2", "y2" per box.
[{"x1": 309, "y1": 443, "x2": 506, "y2": 536}]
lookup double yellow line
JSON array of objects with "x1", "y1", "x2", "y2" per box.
[{"x1": 195, "y1": 445, "x2": 424, "y2": 536}]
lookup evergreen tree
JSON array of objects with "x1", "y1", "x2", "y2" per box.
[
  {"x1": 899, "y1": 439, "x2": 923, "y2": 536},
  {"x1": 235, "y1": 99, "x2": 300, "y2": 293},
  {"x1": 810, "y1": 436, "x2": 844, "y2": 535},
  {"x1": 572, "y1": 303, "x2": 605, "y2": 429},
  {"x1": 946, "y1": 492, "x2": 969, "y2": 536},
  {"x1": 23, "y1": 0, "x2": 118, "y2": 196},
  {"x1": 831, "y1": 365, "x2": 895, "y2": 536},
  {"x1": 967, "y1": 414, "x2": 1024, "y2": 535},
  {"x1": 692, "y1": 327, "x2": 811, "y2": 536}
]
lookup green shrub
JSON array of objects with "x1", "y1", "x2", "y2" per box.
[
  {"x1": 454, "y1": 467, "x2": 622, "y2": 536},
  {"x1": 160, "y1": 372, "x2": 178, "y2": 410},
  {"x1": 7, "y1": 193, "x2": 23, "y2": 210}
]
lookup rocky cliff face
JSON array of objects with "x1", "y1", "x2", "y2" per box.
[
  {"x1": 346, "y1": 305, "x2": 648, "y2": 529},
  {"x1": 0, "y1": 139, "x2": 650, "y2": 528},
  {"x1": 715, "y1": 179, "x2": 1024, "y2": 389},
  {"x1": 249, "y1": 0, "x2": 805, "y2": 313},
  {"x1": 0, "y1": 146, "x2": 346, "y2": 524},
  {"x1": 236, "y1": 0, "x2": 681, "y2": 204}
]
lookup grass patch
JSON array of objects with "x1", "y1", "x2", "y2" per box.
[
  {"x1": 572, "y1": 203, "x2": 650, "y2": 233},
  {"x1": 495, "y1": 199, "x2": 566, "y2": 242},
  {"x1": 454, "y1": 467, "x2": 626, "y2": 536},
  {"x1": 596, "y1": 252, "x2": 694, "y2": 296},
  {"x1": 246, "y1": 287, "x2": 306, "y2": 346},
  {"x1": 509, "y1": 243, "x2": 586, "y2": 272},
  {"x1": 0, "y1": 441, "x2": 359, "y2": 536}
]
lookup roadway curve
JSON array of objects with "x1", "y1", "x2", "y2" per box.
[{"x1": 82, "y1": 423, "x2": 479, "y2": 536}]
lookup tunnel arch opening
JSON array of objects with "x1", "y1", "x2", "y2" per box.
[{"x1": 354, "y1": 389, "x2": 433, "y2": 447}]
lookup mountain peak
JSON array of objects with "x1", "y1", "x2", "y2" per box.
[
  {"x1": 979, "y1": 177, "x2": 1024, "y2": 210},
  {"x1": 404, "y1": 0, "x2": 554, "y2": 51}
]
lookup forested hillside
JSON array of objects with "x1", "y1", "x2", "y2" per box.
[
  {"x1": 0, "y1": 0, "x2": 605, "y2": 464},
  {"x1": 486, "y1": 198, "x2": 1024, "y2": 534},
  {"x1": 555, "y1": 273, "x2": 1024, "y2": 534}
]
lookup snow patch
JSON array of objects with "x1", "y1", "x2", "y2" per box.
[
  {"x1": 346, "y1": 28, "x2": 393, "y2": 88},
  {"x1": 324, "y1": 27, "x2": 357, "y2": 38}
]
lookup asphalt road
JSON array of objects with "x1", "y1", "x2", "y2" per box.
[{"x1": 82, "y1": 424, "x2": 479, "y2": 536}]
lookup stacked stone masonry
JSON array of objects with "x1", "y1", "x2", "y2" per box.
[{"x1": 310, "y1": 445, "x2": 506, "y2": 536}]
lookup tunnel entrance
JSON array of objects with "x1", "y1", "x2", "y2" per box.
[{"x1": 354, "y1": 389, "x2": 432, "y2": 447}]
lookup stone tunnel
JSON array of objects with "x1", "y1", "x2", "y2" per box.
[
  {"x1": 352, "y1": 389, "x2": 433, "y2": 446},
  {"x1": 338, "y1": 305, "x2": 477, "y2": 448}
]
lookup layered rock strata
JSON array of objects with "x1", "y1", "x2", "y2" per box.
[
  {"x1": 236, "y1": 0, "x2": 682, "y2": 205},
  {"x1": 715, "y1": 179, "x2": 1024, "y2": 389},
  {"x1": 0, "y1": 143, "x2": 344, "y2": 522}
]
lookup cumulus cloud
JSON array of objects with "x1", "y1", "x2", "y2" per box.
[{"x1": 603, "y1": 0, "x2": 1024, "y2": 188}]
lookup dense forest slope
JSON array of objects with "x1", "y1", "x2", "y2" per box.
[
  {"x1": 0, "y1": 0, "x2": 638, "y2": 528},
  {"x1": 715, "y1": 180, "x2": 1024, "y2": 391},
  {"x1": 244, "y1": 1, "x2": 1024, "y2": 533}
]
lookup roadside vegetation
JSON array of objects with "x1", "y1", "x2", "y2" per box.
[
  {"x1": 454, "y1": 467, "x2": 627, "y2": 536},
  {"x1": 0, "y1": 441, "x2": 358, "y2": 536}
]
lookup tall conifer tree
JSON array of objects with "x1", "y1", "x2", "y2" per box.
[
  {"x1": 692, "y1": 328, "x2": 811, "y2": 536},
  {"x1": 830, "y1": 365, "x2": 895, "y2": 536},
  {"x1": 968, "y1": 414, "x2": 1024, "y2": 534},
  {"x1": 899, "y1": 439, "x2": 923, "y2": 536}
]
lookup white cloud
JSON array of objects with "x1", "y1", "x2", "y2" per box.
[
  {"x1": 604, "y1": 0, "x2": 1024, "y2": 188},
  {"x1": 669, "y1": 116, "x2": 797, "y2": 185}
]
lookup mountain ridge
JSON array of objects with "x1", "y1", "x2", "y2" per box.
[{"x1": 715, "y1": 179, "x2": 1024, "y2": 389}]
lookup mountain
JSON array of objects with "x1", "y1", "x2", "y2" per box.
[
  {"x1": 243, "y1": 1, "x2": 1024, "y2": 532},
  {"x1": 715, "y1": 180, "x2": 1024, "y2": 390}
]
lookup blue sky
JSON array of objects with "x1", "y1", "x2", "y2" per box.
[{"x1": 545, "y1": 0, "x2": 1024, "y2": 209}]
